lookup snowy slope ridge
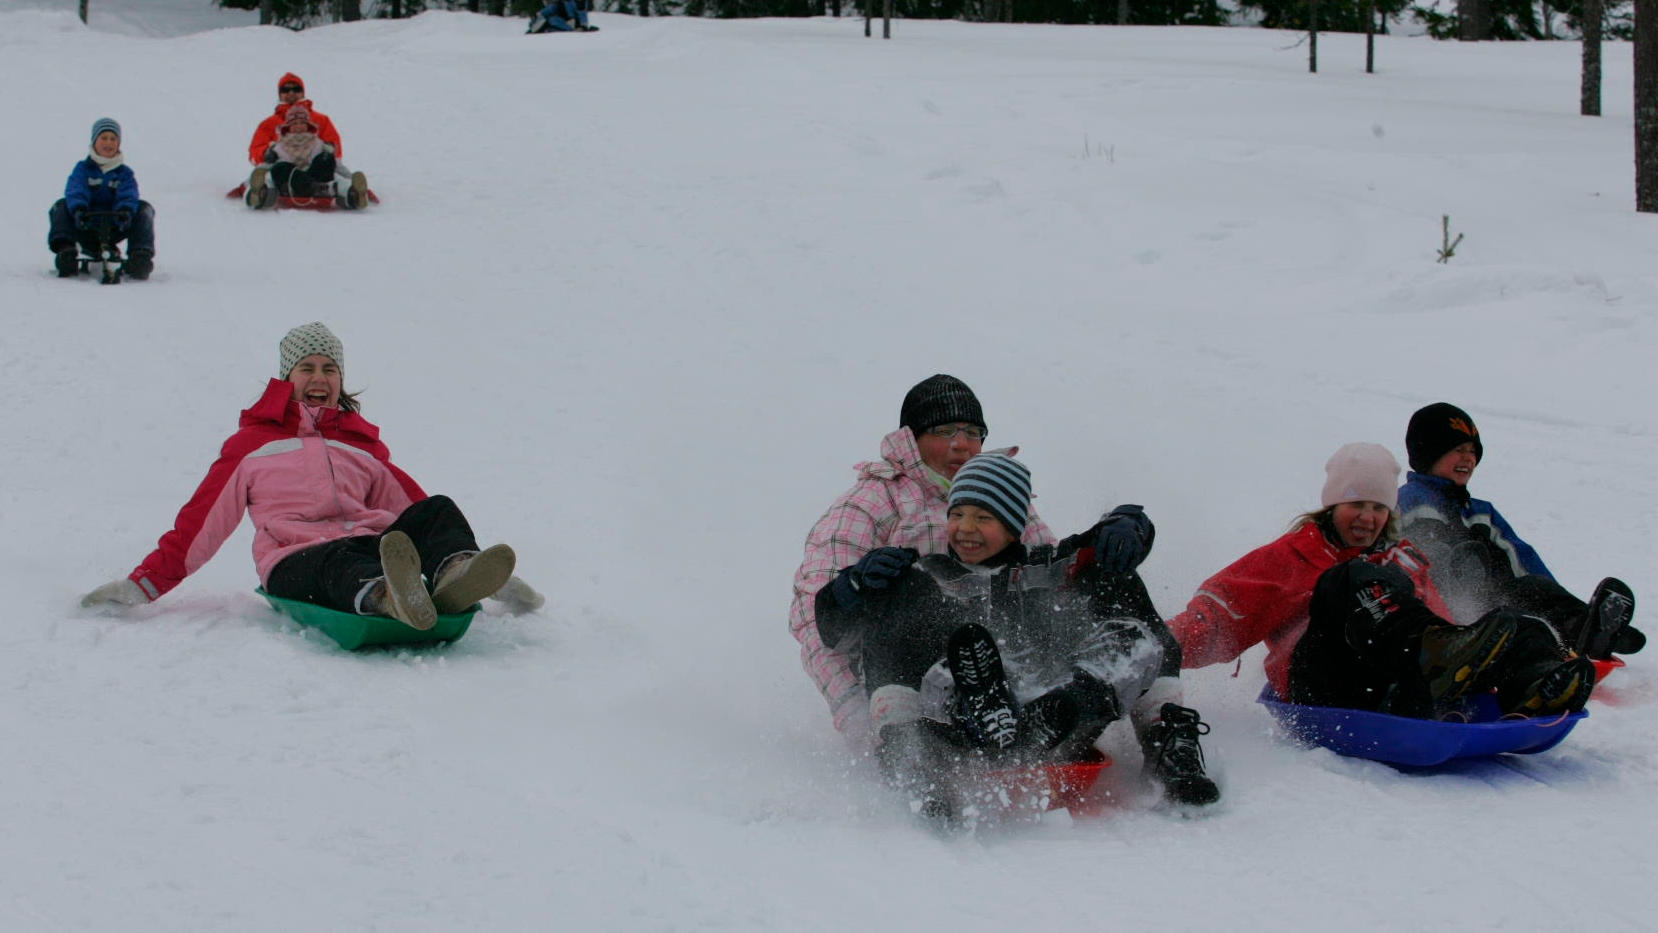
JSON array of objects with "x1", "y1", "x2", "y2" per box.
[{"x1": 3, "y1": 6, "x2": 1655, "y2": 931}]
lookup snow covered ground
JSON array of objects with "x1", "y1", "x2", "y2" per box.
[{"x1": 3, "y1": 4, "x2": 1655, "y2": 930}]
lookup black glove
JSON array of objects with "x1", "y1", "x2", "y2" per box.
[
  {"x1": 1344, "y1": 558, "x2": 1413, "y2": 597},
  {"x1": 114, "y1": 209, "x2": 132, "y2": 230},
  {"x1": 1094, "y1": 504, "x2": 1154, "y2": 573},
  {"x1": 829, "y1": 547, "x2": 918, "y2": 609},
  {"x1": 73, "y1": 208, "x2": 89, "y2": 230}
]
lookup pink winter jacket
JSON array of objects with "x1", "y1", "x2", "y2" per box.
[
  {"x1": 788, "y1": 427, "x2": 1056, "y2": 740},
  {"x1": 128, "y1": 380, "x2": 426, "y2": 601}
]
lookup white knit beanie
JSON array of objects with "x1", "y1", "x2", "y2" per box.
[
  {"x1": 279, "y1": 322, "x2": 344, "y2": 379},
  {"x1": 1321, "y1": 442, "x2": 1400, "y2": 510}
]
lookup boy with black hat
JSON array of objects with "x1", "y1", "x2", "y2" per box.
[
  {"x1": 813, "y1": 453, "x2": 1219, "y2": 819},
  {"x1": 1398, "y1": 402, "x2": 1643, "y2": 659}
]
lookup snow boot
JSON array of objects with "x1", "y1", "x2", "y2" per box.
[
  {"x1": 526, "y1": 13, "x2": 547, "y2": 32},
  {"x1": 1418, "y1": 612, "x2": 1517, "y2": 712},
  {"x1": 1139, "y1": 703, "x2": 1220, "y2": 807},
  {"x1": 247, "y1": 166, "x2": 274, "y2": 210},
  {"x1": 368, "y1": 531, "x2": 437, "y2": 630},
  {"x1": 125, "y1": 249, "x2": 153, "y2": 281},
  {"x1": 1501, "y1": 656, "x2": 1596, "y2": 716},
  {"x1": 55, "y1": 245, "x2": 79, "y2": 278},
  {"x1": 1574, "y1": 577, "x2": 1636, "y2": 659},
  {"x1": 1020, "y1": 668, "x2": 1120, "y2": 753},
  {"x1": 578, "y1": 24, "x2": 599, "y2": 31},
  {"x1": 945, "y1": 623, "x2": 1020, "y2": 751},
  {"x1": 431, "y1": 544, "x2": 516, "y2": 614},
  {"x1": 345, "y1": 171, "x2": 369, "y2": 210}
]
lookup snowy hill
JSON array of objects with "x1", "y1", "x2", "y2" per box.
[{"x1": 2, "y1": 5, "x2": 1655, "y2": 931}]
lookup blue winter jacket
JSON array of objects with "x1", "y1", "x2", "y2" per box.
[
  {"x1": 1397, "y1": 471, "x2": 1553, "y2": 581},
  {"x1": 64, "y1": 157, "x2": 140, "y2": 215}
]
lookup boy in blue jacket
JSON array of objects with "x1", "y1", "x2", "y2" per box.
[
  {"x1": 47, "y1": 118, "x2": 156, "y2": 280},
  {"x1": 1398, "y1": 402, "x2": 1643, "y2": 660}
]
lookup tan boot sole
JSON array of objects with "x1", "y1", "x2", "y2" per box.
[
  {"x1": 432, "y1": 544, "x2": 517, "y2": 614},
  {"x1": 379, "y1": 531, "x2": 437, "y2": 630}
]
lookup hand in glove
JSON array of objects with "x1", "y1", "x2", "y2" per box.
[
  {"x1": 114, "y1": 209, "x2": 133, "y2": 230},
  {"x1": 489, "y1": 575, "x2": 545, "y2": 615},
  {"x1": 829, "y1": 547, "x2": 918, "y2": 610},
  {"x1": 73, "y1": 208, "x2": 90, "y2": 230},
  {"x1": 80, "y1": 578, "x2": 148, "y2": 611},
  {"x1": 1094, "y1": 504, "x2": 1154, "y2": 573}
]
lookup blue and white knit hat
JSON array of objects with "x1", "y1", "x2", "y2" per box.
[
  {"x1": 90, "y1": 117, "x2": 121, "y2": 145},
  {"x1": 279, "y1": 322, "x2": 344, "y2": 378},
  {"x1": 948, "y1": 453, "x2": 1031, "y2": 537}
]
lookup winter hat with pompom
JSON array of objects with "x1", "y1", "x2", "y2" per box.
[
  {"x1": 1321, "y1": 442, "x2": 1400, "y2": 510},
  {"x1": 279, "y1": 322, "x2": 343, "y2": 379},
  {"x1": 948, "y1": 453, "x2": 1031, "y2": 537},
  {"x1": 90, "y1": 117, "x2": 121, "y2": 145}
]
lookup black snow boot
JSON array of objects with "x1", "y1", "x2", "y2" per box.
[
  {"x1": 946, "y1": 623, "x2": 1020, "y2": 751},
  {"x1": 1500, "y1": 656, "x2": 1596, "y2": 716},
  {"x1": 55, "y1": 245, "x2": 79, "y2": 278},
  {"x1": 125, "y1": 249, "x2": 153, "y2": 281},
  {"x1": 1418, "y1": 612, "x2": 1517, "y2": 712},
  {"x1": 1574, "y1": 578, "x2": 1636, "y2": 659},
  {"x1": 1021, "y1": 668, "x2": 1120, "y2": 754},
  {"x1": 1140, "y1": 703, "x2": 1220, "y2": 807}
]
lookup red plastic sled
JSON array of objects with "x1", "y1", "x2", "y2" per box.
[
  {"x1": 985, "y1": 753, "x2": 1112, "y2": 817},
  {"x1": 225, "y1": 181, "x2": 380, "y2": 211},
  {"x1": 1591, "y1": 656, "x2": 1625, "y2": 683}
]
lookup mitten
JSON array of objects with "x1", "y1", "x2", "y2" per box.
[
  {"x1": 829, "y1": 547, "x2": 918, "y2": 609},
  {"x1": 489, "y1": 575, "x2": 545, "y2": 615},
  {"x1": 79, "y1": 578, "x2": 147, "y2": 610},
  {"x1": 1094, "y1": 504, "x2": 1154, "y2": 573},
  {"x1": 114, "y1": 209, "x2": 132, "y2": 230},
  {"x1": 73, "y1": 208, "x2": 90, "y2": 230}
]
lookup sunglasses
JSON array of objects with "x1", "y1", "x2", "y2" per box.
[{"x1": 280, "y1": 85, "x2": 304, "y2": 93}]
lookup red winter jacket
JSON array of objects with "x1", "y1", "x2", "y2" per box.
[
  {"x1": 127, "y1": 380, "x2": 425, "y2": 601},
  {"x1": 248, "y1": 99, "x2": 344, "y2": 165},
  {"x1": 1166, "y1": 521, "x2": 1449, "y2": 697}
]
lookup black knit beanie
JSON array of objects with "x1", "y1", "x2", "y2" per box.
[
  {"x1": 900, "y1": 374, "x2": 985, "y2": 435},
  {"x1": 1406, "y1": 402, "x2": 1483, "y2": 473}
]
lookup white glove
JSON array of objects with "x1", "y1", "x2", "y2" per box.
[
  {"x1": 489, "y1": 575, "x2": 544, "y2": 615},
  {"x1": 80, "y1": 578, "x2": 148, "y2": 611}
]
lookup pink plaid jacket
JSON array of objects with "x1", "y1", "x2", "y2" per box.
[{"x1": 789, "y1": 427, "x2": 1055, "y2": 741}]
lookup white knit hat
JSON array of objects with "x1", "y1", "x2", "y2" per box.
[
  {"x1": 279, "y1": 322, "x2": 343, "y2": 379},
  {"x1": 1321, "y1": 442, "x2": 1400, "y2": 510}
]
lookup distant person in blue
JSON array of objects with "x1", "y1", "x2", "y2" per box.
[
  {"x1": 47, "y1": 118, "x2": 155, "y2": 280},
  {"x1": 1397, "y1": 402, "x2": 1644, "y2": 660},
  {"x1": 527, "y1": 0, "x2": 598, "y2": 33}
]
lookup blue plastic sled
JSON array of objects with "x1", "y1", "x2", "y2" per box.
[
  {"x1": 1258, "y1": 685, "x2": 1585, "y2": 767},
  {"x1": 258, "y1": 588, "x2": 474, "y2": 650}
]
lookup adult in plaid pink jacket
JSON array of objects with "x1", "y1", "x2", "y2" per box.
[{"x1": 788, "y1": 376, "x2": 1054, "y2": 741}]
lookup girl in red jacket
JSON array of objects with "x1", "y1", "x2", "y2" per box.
[
  {"x1": 79, "y1": 323, "x2": 541, "y2": 629},
  {"x1": 1167, "y1": 443, "x2": 1593, "y2": 719}
]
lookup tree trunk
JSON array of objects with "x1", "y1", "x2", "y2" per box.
[
  {"x1": 1583, "y1": 0, "x2": 1603, "y2": 116},
  {"x1": 1457, "y1": 0, "x2": 1486, "y2": 40},
  {"x1": 1543, "y1": 2, "x2": 1553, "y2": 38},
  {"x1": 1365, "y1": 0, "x2": 1374, "y2": 73},
  {"x1": 1309, "y1": 0, "x2": 1319, "y2": 74},
  {"x1": 1117, "y1": 0, "x2": 1129, "y2": 25},
  {"x1": 883, "y1": 0, "x2": 892, "y2": 37},
  {"x1": 260, "y1": 0, "x2": 274, "y2": 25},
  {"x1": 79, "y1": 0, "x2": 87, "y2": 24},
  {"x1": 1637, "y1": 0, "x2": 1658, "y2": 210},
  {"x1": 337, "y1": 0, "x2": 362, "y2": 21}
]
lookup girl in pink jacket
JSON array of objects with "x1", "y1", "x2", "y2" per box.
[{"x1": 80, "y1": 323, "x2": 540, "y2": 630}]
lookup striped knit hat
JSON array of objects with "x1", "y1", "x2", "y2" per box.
[
  {"x1": 948, "y1": 453, "x2": 1031, "y2": 537},
  {"x1": 279, "y1": 322, "x2": 344, "y2": 378},
  {"x1": 90, "y1": 117, "x2": 121, "y2": 145}
]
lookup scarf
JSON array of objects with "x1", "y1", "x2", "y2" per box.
[
  {"x1": 88, "y1": 148, "x2": 124, "y2": 171},
  {"x1": 273, "y1": 130, "x2": 323, "y2": 167}
]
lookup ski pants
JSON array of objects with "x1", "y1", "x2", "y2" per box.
[
  {"x1": 270, "y1": 151, "x2": 338, "y2": 198},
  {"x1": 264, "y1": 495, "x2": 481, "y2": 614},
  {"x1": 48, "y1": 198, "x2": 155, "y2": 256},
  {"x1": 533, "y1": 1, "x2": 587, "y2": 30}
]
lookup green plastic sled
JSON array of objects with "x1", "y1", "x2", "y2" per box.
[{"x1": 257, "y1": 589, "x2": 475, "y2": 650}]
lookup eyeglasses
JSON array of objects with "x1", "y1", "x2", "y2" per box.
[
  {"x1": 280, "y1": 85, "x2": 304, "y2": 93},
  {"x1": 924, "y1": 424, "x2": 987, "y2": 441}
]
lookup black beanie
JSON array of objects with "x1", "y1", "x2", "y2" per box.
[
  {"x1": 900, "y1": 375, "x2": 985, "y2": 435},
  {"x1": 1406, "y1": 402, "x2": 1483, "y2": 473}
]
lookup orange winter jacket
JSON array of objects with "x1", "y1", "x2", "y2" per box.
[{"x1": 248, "y1": 100, "x2": 343, "y2": 164}]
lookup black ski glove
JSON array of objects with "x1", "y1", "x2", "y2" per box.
[
  {"x1": 1094, "y1": 504, "x2": 1154, "y2": 573},
  {"x1": 829, "y1": 547, "x2": 918, "y2": 610},
  {"x1": 73, "y1": 208, "x2": 89, "y2": 230},
  {"x1": 114, "y1": 209, "x2": 132, "y2": 230}
]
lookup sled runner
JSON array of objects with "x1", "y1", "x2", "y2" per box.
[
  {"x1": 225, "y1": 182, "x2": 380, "y2": 211},
  {"x1": 258, "y1": 589, "x2": 473, "y2": 650},
  {"x1": 1592, "y1": 656, "x2": 1625, "y2": 683},
  {"x1": 60, "y1": 211, "x2": 139, "y2": 284},
  {"x1": 1258, "y1": 685, "x2": 1584, "y2": 767}
]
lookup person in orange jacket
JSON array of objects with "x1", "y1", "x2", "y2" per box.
[{"x1": 247, "y1": 73, "x2": 343, "y2": 166}]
